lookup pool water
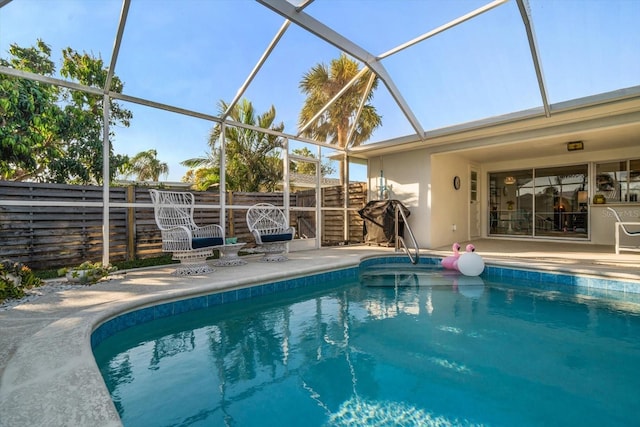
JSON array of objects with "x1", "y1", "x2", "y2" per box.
[{"x1": 93, "y1": 265, "x2": 640, "y2": 427}]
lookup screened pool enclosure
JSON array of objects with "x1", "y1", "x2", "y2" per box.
[{"x1": 1, "y1": 0, "x2": 639, "y2": 263}]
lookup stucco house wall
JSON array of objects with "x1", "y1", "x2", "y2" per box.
[{"x1": 366, "y1": 143, "x2": 639, "y2": 249}]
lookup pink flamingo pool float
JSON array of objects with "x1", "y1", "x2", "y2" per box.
[
  {"x1": 442, "y1": 243, "x2": 484, "y2": 276},
  {"x1": 442, "y1": 243, "x2": 461, "y2": 270}
]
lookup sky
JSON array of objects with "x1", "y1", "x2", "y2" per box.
[{"x1": 1, "y1": 0, "x2": 639, "y2": 182}]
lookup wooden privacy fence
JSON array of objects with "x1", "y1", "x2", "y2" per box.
[{"x1": 0, "y1": 181, "x2": 367, "y2": 270}]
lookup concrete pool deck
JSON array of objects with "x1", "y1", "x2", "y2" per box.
[{"x1": 1, "y1": 242, "x2": 638, "y2": 426}]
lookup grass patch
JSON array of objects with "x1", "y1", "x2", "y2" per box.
[{"x1": 114, "y1": 255, "x2": 177, "y2": 271}]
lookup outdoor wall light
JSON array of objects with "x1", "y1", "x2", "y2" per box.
[{"x1": 567, "y1": 141, "x2": 584, "y2": 151}]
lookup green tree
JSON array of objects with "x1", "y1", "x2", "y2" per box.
[
  {"x1": 0, "y1": 40, "x2": 132, "y2": 184},
  {"x1": 0, "y1": 40, "x2": 61, "y2": 180},
  {"x1": 290, "y1": 147, "x2": 335, "y2": 177},
  {"x1": 298, "y1": 53, "x2": 382, "y2": 183},
  {"x1": 121, "y1": 149, "x2": 169, "y2": 181},
  {"x1": 181, "y1": 99, "x2": 284, "y2": 192},
  {"x1": 181, "y1": 151, "x2": 219, "y2": 191}
]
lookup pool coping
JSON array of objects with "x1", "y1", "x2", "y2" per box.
[
  {"x1": 1, "y1": 246, "x2": 639, "y2": 427},
  {"x1": 0, "y1": 248, "x2": 383, "y2": 427}
]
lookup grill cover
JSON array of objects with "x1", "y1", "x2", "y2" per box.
[{"x1": 358, "y1": 200, "x2": 410, "y2": 246}]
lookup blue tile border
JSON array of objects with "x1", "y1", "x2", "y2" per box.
[
  {"x1": 91, "y1": 255, "x2": 640, "y2": 350},
  {"x1": 481, "y1": 263, "x2": 640, "y2": 293},
  {"x1": 359, "y1": 255, "x2": 640, "y2": 296},
  {"x1": 91, "y1": 266, "x2": 358, "y2": 350}
]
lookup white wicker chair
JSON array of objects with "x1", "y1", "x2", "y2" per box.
[
  {"x1": 246, "y1": 203, "x2": 295, "y2": 262},
  {"x1": 150, "y1": 189, "x2": 224, "y2": 275}
]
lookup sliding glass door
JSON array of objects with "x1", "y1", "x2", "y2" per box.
[
  {"x1": 533, "y1": 165, "x2": 588, "y2": 238},
  {"x1": 489, "y1": 170, "x2": 533, "y2": 236},
  {"x1": 489, "y1": 164, "x2": 588, "y2": 239}
]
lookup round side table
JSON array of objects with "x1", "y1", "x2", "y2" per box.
[{"x1": 216, "y1": 243, "x2": 247, "y2": 266}]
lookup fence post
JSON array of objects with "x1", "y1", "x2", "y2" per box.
[
  {"x1": 228, "y1": 191, "x2": 235, "y2": 237},
  {"x1": 126, "y1": 185, "x2": 135, "y2": 261}
]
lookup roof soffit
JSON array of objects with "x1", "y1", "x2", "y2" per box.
[{"x1": 349, "y1": 89, "x2": 640, "y2": 158}]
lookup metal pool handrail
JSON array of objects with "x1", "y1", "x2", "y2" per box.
[{"x1": 394, "y1": 204, "x2": 419, "y2": 264}]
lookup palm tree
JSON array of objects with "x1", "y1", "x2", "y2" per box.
[
  {"x1": 122, "y1": 149, "x2": 169, "y2": 181},
  {"x1": 181, "y1": 151, "x2": 219, "y2": 191},
  {"x1": 181, "y1": 98, "x2": 285, "y2": 192},
  {"x1": 299, "y1": 54, "x2": 382, "y2": 183}
]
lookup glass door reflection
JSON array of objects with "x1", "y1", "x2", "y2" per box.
[
  {"x1": 489, "y1": 171, "x2": 533, "y2": 236},
  {"x1": 489, "y1": 165, "x2": 588, "y2": 239},
  {"x1": 534, "y1": 165, "x2": 588, "y2": 238}
]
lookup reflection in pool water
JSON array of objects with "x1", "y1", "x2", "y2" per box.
[{"x1": 93, "y1": 265, "x2": 640, "y2": 427}]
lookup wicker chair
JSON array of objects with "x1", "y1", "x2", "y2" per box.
[
  {"x1": 149, "y1": 189, "x2": 224, "y2": 275},
  {"x1": 246, "y1": 203, "x2": 295, "y2": 262}
]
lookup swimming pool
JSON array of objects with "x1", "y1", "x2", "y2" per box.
[{"x1": 92, "y1": 258, "x2": 640, "y2": 426}]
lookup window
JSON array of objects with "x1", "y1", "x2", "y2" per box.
[
  {"x1": 470, "y1": 170, "x2": 478, "y2": 202},
  {"x1": 629, "y1": 159, "x2": 640, "y2": 203},
  {"x1": 595, "y1": 159, "x2": 640, "y2": 203}
]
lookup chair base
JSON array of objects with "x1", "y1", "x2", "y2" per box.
[
  {"x1": 171, "y1": 249, "x2": 215, "y2": 275},
  {"x1": 260, "y1": 253, "x2": 289, "y2": 262},
  {"x1": 257, "y1": 242, "x2": 289, "y2": 262},
  {"x1": 616, "y1": 246, "x2": 640, "y2": 255}
]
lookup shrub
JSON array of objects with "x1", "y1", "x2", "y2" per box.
[
  {"x1": 58, "y1": 261, "x2": 116, "y2": 284},
  {"x1": 0, "y1": 259, "x2": 44, "y2": 302}
]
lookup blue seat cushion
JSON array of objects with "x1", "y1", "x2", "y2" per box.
[
  {"x1": 192, "y1": 237, "x2": 223, "y2": 249},
  {"x1": 261, "y1": 233, "x2": 293, "y2": 243}
]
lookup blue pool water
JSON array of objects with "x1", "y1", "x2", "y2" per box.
[{"x1": 93, "y1": 263, "x2": 640, "y2": 427}]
